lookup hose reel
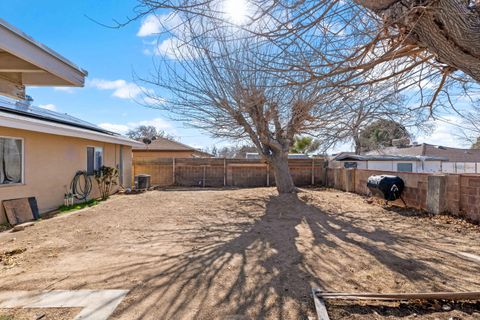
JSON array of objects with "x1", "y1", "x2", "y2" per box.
[{"x1": 70, "y1": 170, "x2": 93, "y2": 201}]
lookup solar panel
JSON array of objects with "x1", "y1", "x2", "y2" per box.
[{"x1": 0, "y1": 100, "x2": 114, "y2": 135}]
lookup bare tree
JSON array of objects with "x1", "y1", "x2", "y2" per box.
[
  {"x1": 126, "y1": 125, "x2": 175, "y2": 141},
  {"x1": 129, "y1": 0, "x2": 474, "y2": 115},
  {"x1": 217, "y1": 145, "x2": 258, "y2": 159},
  {"x1": 314, "y1": 83, "x2": 432, "y2": 154},
  {"x1": 140, "y1": 20, "x2": 340, "y2": 193},
  {"x1": 452, "y1": 92, "x2": 480, "y2": 147},
  {"x1": 358, "y1": 0, "x2": 480, "y2": 83}
]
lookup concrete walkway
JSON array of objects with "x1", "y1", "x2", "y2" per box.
[{"x1": 0, "y1": 290, "x2": 128, "y2": 320}]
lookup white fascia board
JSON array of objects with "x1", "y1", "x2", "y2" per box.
[
  {"x1": 0, "y1": 19, "x2": 87, "y2": 87},
  {"x1": 0, "y1": 112, "x2": 143, "y2": 148}
]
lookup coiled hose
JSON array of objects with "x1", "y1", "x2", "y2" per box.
[{"x1": 70, "y1": 171, "x2": 93, "y2": 201}]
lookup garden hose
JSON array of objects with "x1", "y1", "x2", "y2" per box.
[{"x1": 70, "y1": 171, "x2": 93, "y2": 201}]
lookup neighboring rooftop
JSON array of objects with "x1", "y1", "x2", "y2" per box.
[
  {"x1": 133, "y1": 137, "x2": 212, "y2": 157},
  {"x1": 335, "y1": 154, "x2": 448, "y2": 162},
  {"x1": 366, "y1": 143, "x2": 480, "y2": 162},
  {"x1": 134, "y1": 137, "x2": 199, "y2": 151},
  {"x1": 0, "y1": 18, "x2": 87, "y2": 99}
]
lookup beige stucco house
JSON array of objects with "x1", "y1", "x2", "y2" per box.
[{"x1": 0, "y1": 19, "x2": 142, "y2": 223}]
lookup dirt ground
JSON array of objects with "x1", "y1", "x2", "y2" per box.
[
  {"x1": 0, "y1": 188, "x2": 479, "y2": 320},
  {"x1": 0, "y1": 307, "x2": 81, "y2": 320}
]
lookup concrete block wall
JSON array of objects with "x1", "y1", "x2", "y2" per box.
[
  {"x1": 459, "y1": 175, "x2": 480, "y2": 221},
  {"x1": 327, "y1": 168, "x2": 480, "y2": 223}
]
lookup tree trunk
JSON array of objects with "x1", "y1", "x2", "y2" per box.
[
  {"x1": 358, "y1": 0, "x2": 480, "y2": 82},
  {"x1": 354, "y1": 136, "x2": 362, "y2": 155},
  {"x1": 270, "y1": 151, "x2": 296, "y2": 194}
]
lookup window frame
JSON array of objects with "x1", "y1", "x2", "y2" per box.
[
  {"x1": 397, "y1": 162, "x2": 413, "y2": 173},
  {"x1": 343, "y1": 161, "x2": 358, "y2": 169},
  {"x1": 86, "y1": 145, "x2": 104, "y2": 175},
  {"x1": 0, "y1": 135, "x2": 25, "y2": 187}
]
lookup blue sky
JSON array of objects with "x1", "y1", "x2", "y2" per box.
[{"x1": 0, "y1": 1, "x2": 472, "y2": 152}]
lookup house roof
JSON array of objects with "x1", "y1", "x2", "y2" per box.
[
  {"x1": 133, "y1": 137, "x2": 213, "y2": 157},
  {"x1": 0, "y1": 18, "x2": 87, "y2": 99},
  {"x1": 366, "y1": 143, "x2": 480, "y2": 162},
  {"x1": 133, "y1": 137, "x2": 200, "y2": 152},
  {"x1": 0, "y1": 101, "x2": 142, "y2": 147},
  {"x1": 335, "y1": 154, "x2": 447, "y2": 162}
]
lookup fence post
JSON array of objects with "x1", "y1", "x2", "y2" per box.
[
  {"x1": 311, "y1": 159, "x2": 315, "y2": 185},
  {"x1": 426, "y1": 175, "x2": 447, "y2": 214},
  {"x1": 224, "y1": 158, "x2": 227, "y2": 187},
  {"x1": 172, "y1": 158, "x2": 176, "y2": 185},
  {"x1": 266, "y1": 163, "x2": 270, "y2": 187},
  {"x1": 203, "y1": 166, "x2": 206, "y2": 188}
]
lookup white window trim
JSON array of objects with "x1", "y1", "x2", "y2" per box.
[
  {"x1": 94, "y1": 146, "x2": 104, "y2": 170},
  {"x1": 0, "y1": 135, "x2": 25, "y2": 187},
  {"x1": 86, "y1": 145, "x2": 104, "y2": 174}
]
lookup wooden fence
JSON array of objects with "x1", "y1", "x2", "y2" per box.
[{"x1": 133, "y1": 158, "x2": 327, "y2": 188}]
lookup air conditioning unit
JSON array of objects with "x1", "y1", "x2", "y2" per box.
[{"x1": 134, "y1": 174, "x2": 151, "y2": 190}]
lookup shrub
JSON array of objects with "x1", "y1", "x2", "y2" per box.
[{"x1": 94, "y1": 166, "x2": 118, "y2": 200}]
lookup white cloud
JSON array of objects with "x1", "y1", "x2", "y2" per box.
[
  {"x1": 53, "y1": 87, "x2": 75, "y2": 94},
  {"x1": 88, "y1": 78, "x2": 145, "y2": 100},
  {"x1": 137, "y1": 13, "x2": 181, "y2": 37},
  {"x1": 416, "y1": 116, "x2": 470, "y2": 148},
  {"x1": 87, "y1": 78, "x2": 165, "y2": 105},
  {"x1": 138, "y1": 13, "x2": 197, "y2": 60},
  {"x1": 39, "y1": 104, "x2": 57, "y2": 111},
  {"x1": 137, "y1": 14, "x2": 162, "y2": 37},
  {"x1": 98, "y1": 123, "x2": 130, "y2": 134},
  {"x1": 98, "y1": 118, "x2": 174, "y2": 135}
]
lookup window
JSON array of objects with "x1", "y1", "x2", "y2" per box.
[
  {"x1": 0, "y1": 137, "x2": 23, "y2": 185},
  {"x1": 87, "y1": 146, "x2": 103, "y2": 175},
  {"x1": 397, "y1": 163, "x2": 413, "y2": 172},
  {"x1": 344, "y1": 162, "x2": 358, "y2": 169}
]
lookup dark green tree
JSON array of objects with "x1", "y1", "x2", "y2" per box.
[{"x1": 359, "y1": 120, "x2": 410, "y2": 153}]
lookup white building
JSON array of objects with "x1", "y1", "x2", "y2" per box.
[
  {"x1": 331, "y1": 143, "x2": 480, "y2": 174},
  {"x1": 332, "y1": 154, "x2": 447, "y2": 173}
]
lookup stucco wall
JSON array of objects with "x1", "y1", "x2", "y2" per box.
[{"x1": 0, "y1": 126, "x2": 132, "y2": 224}]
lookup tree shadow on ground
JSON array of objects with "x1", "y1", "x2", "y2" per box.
[{"x1": 98, "y1": 191, "x2": 479, "y2": 319}]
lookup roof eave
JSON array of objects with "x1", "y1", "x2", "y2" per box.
[
  {"x1": 0, "y1": 111, "x2": 143, "y2": 147},
  {"x1": 0, "y1": 18, "x2": 87, "y2": 99}
]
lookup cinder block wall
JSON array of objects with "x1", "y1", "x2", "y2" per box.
[{"x1": 327, "y1": 168, "x2": 480, "y2": 223}]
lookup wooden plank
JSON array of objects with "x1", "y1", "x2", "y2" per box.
[
  {"x1": 0, "y1": 52, "x2": 43, "y2": 72},
  {"x1": 317, "y1": 291, "x2": 480, "y2": 301},
  {"x1": 0, "y1": 76, "x2": 25, "y2": 99},
  {"x1": 0, "y1": 20, "x2": 86, "y2": 86},
  {"x1": 312, "y1": 289, "x2": 330, "y2": 320},
  {"x1": 3, "y1": 197, "x2": 37, "y2": 225}
]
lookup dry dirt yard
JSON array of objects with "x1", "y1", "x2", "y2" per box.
[{"x1": 0, "y1": 188, "x2": 479, "y2": 320}]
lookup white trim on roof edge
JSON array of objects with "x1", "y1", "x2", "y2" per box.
[
  {"x1": 0, "y1": 111, "x2": 143, "y2": 147},
  {"x1": 0, "y1": 18, "x2": 87, "y2": 87}
]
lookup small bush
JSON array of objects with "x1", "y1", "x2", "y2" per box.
[{"x1": 94, "y1": 166, "x2": 119, "y2": 200}]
